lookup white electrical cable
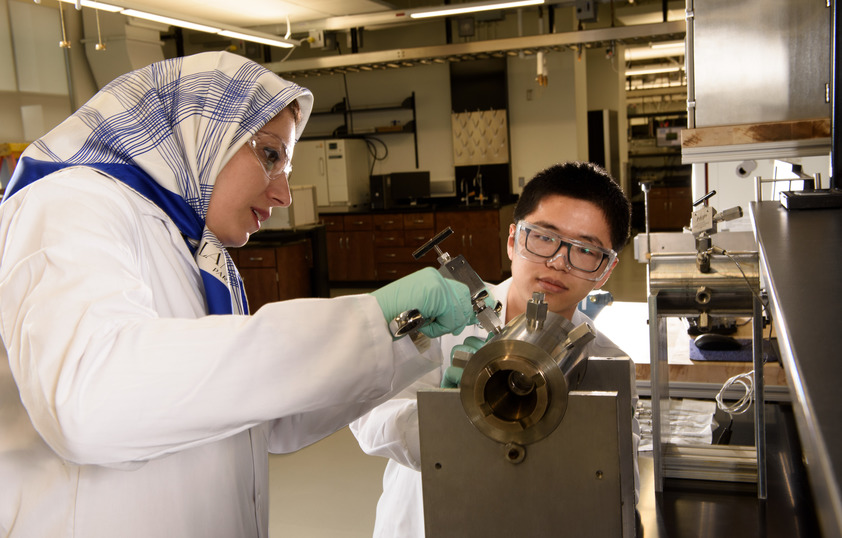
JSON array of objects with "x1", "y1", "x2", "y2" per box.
[{"x1": 715, "y1": 370, "x2": 754, "y2": 416}]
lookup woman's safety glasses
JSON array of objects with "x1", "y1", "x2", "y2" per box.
[
  {"x1": 513, "y1": 220, "x2": 617, "y2": 282},
  {"x1": 247, "y1": 131, "x2": 292, "y2": 181}
]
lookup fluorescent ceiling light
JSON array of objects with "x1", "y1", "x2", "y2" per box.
[
  {"x1": 58, "y1": 0, "x2": 123, "y2": 12},
  {"x1": 625, "y1": 41, "x2": 685, "y2": 61},
  {"x1": 121, "y1": 9, "x2": 222, "y2": 33},
  {"x1": 218, "y1": 30, "x2": 294, "y2": 49},
  {"x1": 410, "y1": 0, "x2": 544, "y2": 19},
  {"x1": 651, "y1": 40, "x2": 684, "y2": 49},
  {"x1": 626, "y1": 65, "x2": 682, "y2": 76},
  {"x1": 54, "y1": 1, "x2": 295, "y2": 49}
]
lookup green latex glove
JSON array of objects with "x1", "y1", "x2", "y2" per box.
[
  {"x1": 441, "y1": 335, "x2": 490, "y2": 388},
  {"x1": 371, "y1": 267, "x2": 474, "y2": 339}
]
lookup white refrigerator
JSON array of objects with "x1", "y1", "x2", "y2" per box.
[{"x1": 289, "y1": 139, "x2": 371, "y2": 210}]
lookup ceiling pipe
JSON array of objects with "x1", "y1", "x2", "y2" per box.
[{"x1": 264, "y1": 19, "x2": 685, "y2": 77}]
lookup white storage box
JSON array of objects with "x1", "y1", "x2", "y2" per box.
[{"x1": 263, "y1": 185, "x2": 319, "y2": 230}]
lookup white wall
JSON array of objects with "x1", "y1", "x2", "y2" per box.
[
  {"x1": 507, "y1": 50, "x2": 582, "y2": 194},
  {"x1": 587, "y1": 44, "x2": 629, "y2": 190},
  {"x1": 0, "y1": 0, "x2": 74, "y2": 145}
]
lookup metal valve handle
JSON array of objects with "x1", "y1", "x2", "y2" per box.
[{"x1": 414, "y1": 227, "x2": 504, "y2": 335}]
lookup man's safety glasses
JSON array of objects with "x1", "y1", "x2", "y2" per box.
[
  {"x1": 247, "y1": 131, "x2": 292, "y2": 181},
  {"x1": 513, "y1": 220, "x2": 617, "y2": 282}
]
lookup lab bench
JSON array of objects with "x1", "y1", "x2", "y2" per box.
[
  {"x1": 633, "y1": 202, "x2": 841, "y2": 537},
  {"x1": 633, "y1": 355, "x2": 819, "y2": 537},
  {"x1": 750, "y1": 201, "x2": 842, "y2": 538}
]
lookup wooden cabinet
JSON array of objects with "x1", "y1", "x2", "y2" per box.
[
  {"x1": 230, "y1": 240, "x2": 313, "y2": 311},
  {"x1": 373, "y1": 212, "x2": 435, "y2": 280},
  {"x1": 321, "y1": 206, "x2": 513, "y2": 284},
  {"x1": 648, "y1": 186, "x2": 691, "y2": 230},
  {"x1": 435, "y1": 207, "x2": 513, "y2": 282},
  {"x1": 324, "y1": 214, "x2": 376, "y2": 281}
]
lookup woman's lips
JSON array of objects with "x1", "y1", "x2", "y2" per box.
[{"x1": 251, "y1": 208, "x2": 266, "y2": 231}]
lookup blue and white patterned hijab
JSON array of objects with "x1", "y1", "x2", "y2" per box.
[{"x1": 2, "y1": 51, "x2": 313, "y2": 316}]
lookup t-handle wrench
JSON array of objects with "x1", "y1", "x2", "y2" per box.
[{"x1": 412, "y1": 227, "x2": 504, "y2": 335}]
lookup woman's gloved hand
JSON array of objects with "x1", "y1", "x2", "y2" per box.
[
  {"x1": 371, "y1": 267, "x2": 474, "y2": 339},
  {"x1": 441, "y1": 335, "x2": 491, "y2": 388}
]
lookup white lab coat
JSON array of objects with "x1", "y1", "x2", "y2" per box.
[
  {"x1": 0, "y1": 169, "x2": 441, "y2": 537},
  {"x1": 350, "y1": 279, "x2": 639, "y2": 538}
]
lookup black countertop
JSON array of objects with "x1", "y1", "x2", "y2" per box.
[
  {"x1": 319, "y1": 196, "x2": 518, "y2": 215},
  {"x1": 750, "y1": 201, "x2": 842, "y2": 538}
]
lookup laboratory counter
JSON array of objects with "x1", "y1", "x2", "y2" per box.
[{"x1": 750, "y1": 201, "x2": 842, "y2": 538}]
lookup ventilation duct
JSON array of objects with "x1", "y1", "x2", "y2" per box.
[{"x1": 82, "y1": 9, "x2": 165, "y2": 89}]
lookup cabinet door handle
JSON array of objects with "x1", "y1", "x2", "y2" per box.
[
  {"x1": 461, "y1": 234, "x2": 466, "y2": 247},
  {"x1": 385, "y1": 219, "x2": 395, "y2": 225},
  {"x1": 386, "y1": 253, "x2": 396, "y2": 258},
  {"x1": 413, "y1": 219, "x2": 425, "y2": 224},
  {"x1": 469, "y1": 234, "x2": 473, "y2": 247},
  {"x1": 346, "y1": 236, "x2": 351, "y2": 250},
  {"x1": 248, "y1": 257, "x2": 264, "y2": 262}
]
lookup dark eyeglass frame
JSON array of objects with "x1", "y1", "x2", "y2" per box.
[
  {"x1": 514, "y1": 220, "x2": 617, "y2": 282},
  {"x1": 247, "y1": 131, "x2": 292, "y2": 180}
]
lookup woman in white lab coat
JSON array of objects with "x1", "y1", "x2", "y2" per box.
[
  {"x1": 0, "y1": 51, "x2": 473, "y2": 538},
  {"x1": 350, "y1": 162, "x2": 641, "y2": 538}
]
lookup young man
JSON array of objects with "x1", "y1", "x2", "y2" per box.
[{"x1": 350, "y1": 161, "x2": 638, "y2": 537}]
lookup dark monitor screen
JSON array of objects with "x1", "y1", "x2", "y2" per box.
[{"x1": 388, "y1": 171, "x2": 431, "y2": 203}]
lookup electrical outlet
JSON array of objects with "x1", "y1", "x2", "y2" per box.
[
  {"x1": 308, "y1": 30, "x2": 324, "y2": 48},
  {"x1": 519, "y1": 177, "x2": 525, "y2": 187},
  {"x1": 575, "y1": 0, "x2": 597, "y2": 22}
]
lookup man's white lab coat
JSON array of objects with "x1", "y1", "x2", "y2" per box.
[
  {"x1": 0, "y1": 169, "x2": 440, "y2": 537},
  {"x1": 350, "y1": 279, "x2": 639, "y2": 538}
]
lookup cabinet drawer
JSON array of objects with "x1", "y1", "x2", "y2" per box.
[
  {"x1": 375, "y1": 231, "x2": 405, "y2": 247},
  {"x1": 373, "y1": 214, "x2": 404, "y2": 231},
  {"x1": 322, "y1": 216, "x2": 344, "y2": 231},
  {"x1": 344, "y1": 214, "x2": 373, "y2": 231},
  {"x1": 403, "y1": 213, "x2": 434, "y2": 230},
  {"x1": 238, "y1": 248, "x2": 276, "y2": 268},
  {"x1": 375, "y1": 247, "x2": 418, "y2": 264},
  {"x1": 404, "y1": 231, "x2": 432, "y2": 248},
  {"x1": 377, "y1": 263, "x2": 427, "y2": 280}
]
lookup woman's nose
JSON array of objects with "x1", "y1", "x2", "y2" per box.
[{"x1": 268, "y1": 176, "x2": 292, "y2": 208}]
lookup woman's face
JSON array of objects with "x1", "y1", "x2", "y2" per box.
[{"x1": 206, "y1": 107, "x2": 296, "y2": 247}]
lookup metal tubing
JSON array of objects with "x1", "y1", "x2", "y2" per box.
[
  {"x1": 754, "y1": 293, "x2": 767, "y2": 499},
  {"x1": 833, "y1": 0, "x2": 841, "y2": 189},
  {"x1": 684, "y1": 0, "x2": 696, "y2": 128},
  {"x1": 649, "y1": 294, "x2": 669, "y2": 492}
]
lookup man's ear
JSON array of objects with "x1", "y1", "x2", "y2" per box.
[
  {"x1": 506, "y1": 223, "x2": 516, "y2": 261},
  {"x1": 593, "y1": 257, "x2": 619, "y2": 289}
]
